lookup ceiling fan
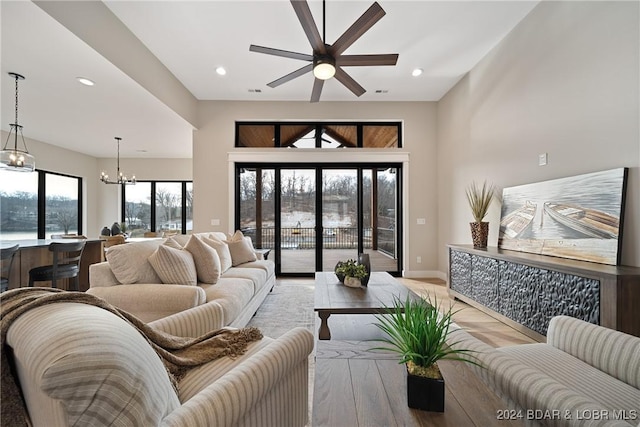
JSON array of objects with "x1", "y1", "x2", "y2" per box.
[{"x1": 250, "y1": 0, "x2": 399, "y2": 103}]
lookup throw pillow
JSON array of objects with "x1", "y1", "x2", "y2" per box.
[
  {"x1": 163, "y1": 236, "x2": 183, "y2": 249},
  {"x1": 148, "y1": 245, "x2": 197, "y2": 286},
  {"x1": 184, "y1": 235, "x2": 221, "y2": 284},
  {"x1": 226, "y1": 237, "x2": 257, "y2": 266},
  {"x1": 106, "y1": 240, "x2": 163, "y2": 284},
  {"x1": 202, "y1": 236, "x2": 233, "y2": 273},
  {"x1": 224, "y1": 230, "x2": 258, "y2": 266}
]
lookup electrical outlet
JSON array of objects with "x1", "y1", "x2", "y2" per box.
[
  {"x1": 417, "y1": 256, "x2": 422, "y2": 264},
  {"x1": 417, "y1": 218, "x2": 426, "y2": 225},
  {"x1": 211, "y1": 219, "x2": 220, "y2": 226}
]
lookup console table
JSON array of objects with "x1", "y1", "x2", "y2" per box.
[{"x1": 448, "y1": 245, "x2": 640, "y2": 340}]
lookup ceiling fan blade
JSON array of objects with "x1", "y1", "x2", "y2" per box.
[
  {"x1": 337, "y1": 54, "x2": 399, "y2": 67},
  {"x1": 334, "y1": 67, "x2": 366, "y2": 97},
  {"x1": 331, "y1": 2, "x2": 385, "y2": 56},
  {"x1": 290, "y1": 0, "x2": 326, "y2": 54},
  {"x1": 267, "y1": 63, "x2": 313, "y2": 88},
  {"x1": 311, "y1": 78, "x2": 324, "y2": 103},
  {"x1": 250, "y1": 45, "x2": 313, "y2": 61}
]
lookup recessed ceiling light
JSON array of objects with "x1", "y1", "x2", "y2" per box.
[
  {"x1": 215, "y1": 67, "x2": 227, "y2": 76},
  {"x1": 412, "y1": 68, "x2": 423, "y2": 77},
  {"x1": 76, "y1": 77, "x2": 95, "y2": 86}
]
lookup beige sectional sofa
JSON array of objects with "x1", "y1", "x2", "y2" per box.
[
  {"x1": 5, "y1": 299, "x2": 313, "y2": 427},
  {"x1": 88, "y1": 232, "x2": 275, "y2": 336},
  {"x1": 451, "y1": 316, "x2": 640, "y2": 427}
]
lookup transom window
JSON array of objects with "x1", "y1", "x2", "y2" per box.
[{"x1": 236, "y1": 121, "x2": 401, "y2": 148}]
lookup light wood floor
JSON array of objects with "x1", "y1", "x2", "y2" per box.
[{"x1": 398, "y1": 277, "x2": 540, "y2": 347}]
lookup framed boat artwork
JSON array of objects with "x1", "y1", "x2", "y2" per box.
[{"x1": 498, "y1": 168, "x2": 628, "y2": 265}]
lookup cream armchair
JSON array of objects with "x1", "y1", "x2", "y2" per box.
[{"x1": 5, "y1": 302, "x2": 313, "y2": 427}]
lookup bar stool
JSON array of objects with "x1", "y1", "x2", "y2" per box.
[
  {"x1": 29, "y1": 241, "x2": 86, "y2": 291},
  {"x1": 1, "y1": 244, "x2": 20, "y2": 293}
]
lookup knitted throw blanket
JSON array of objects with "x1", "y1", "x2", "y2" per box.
[{"x1": 1, "y1": 287, "x2": 263, "y2": 427}]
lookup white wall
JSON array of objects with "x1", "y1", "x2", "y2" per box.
[
  {"x1": 437, "y1": 1, "x2": 640, "y2": 270},
  {"x1": 193, "y1": 101, "x2": 439, "y2": 276},
  {"x1": 1, "y1": 131, "x2": 100, "y2": 238},
  {"x1": 0, "y1": 131, "x2": 192, "y2": 238}
]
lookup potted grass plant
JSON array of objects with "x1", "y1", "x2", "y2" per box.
[
  {"x1": 371, "y1": 294, "x2": 479, "y2": 412},
  {"x1": 465, "y1": 180, "x2": 495, "y2": 248}
]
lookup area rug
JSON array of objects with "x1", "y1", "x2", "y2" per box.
[
  {"x1": 246, "y1": 281, "x2": 315, "y2": 338},
  {"x1": 246, "y1": 280, "x2": 316, "y2": 425}
]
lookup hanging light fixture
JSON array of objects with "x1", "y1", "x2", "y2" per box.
[
  {"x1": 1, "y1": 72, "x2": 35, "y2": 172},
  {"x1": 100, "y1": 137, "x2": 136, "y2": 185}
]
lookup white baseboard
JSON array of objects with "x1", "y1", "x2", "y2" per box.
[{"x1": 402, "y1": 270, "x2": 446, "y2": 281}]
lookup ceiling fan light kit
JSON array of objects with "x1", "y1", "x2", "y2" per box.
[
  {"x1": 313, "y1": 55, "x2": 336, "y2": 80},
  {"x1": 250, "y1": 0, "x2": 399, "y2": 102}
]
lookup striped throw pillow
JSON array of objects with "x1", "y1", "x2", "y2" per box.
[{"x1": 148, "y1": 245, "x2": 198, "y2": 285}]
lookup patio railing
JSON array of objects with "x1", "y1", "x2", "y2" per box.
[{"x1": 242, "y1": 226, "x2": 396, "y2": 257}]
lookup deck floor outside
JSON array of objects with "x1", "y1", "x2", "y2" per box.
[{"x1": 277, "y1": 248, "x2": 399, "y2": 273}]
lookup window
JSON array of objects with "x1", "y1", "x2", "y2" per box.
[
  {"x1": 0, "y1": 169, "x2": 82, "y2": 239},
  {"x1": 45, "y1": 173, "x2": 80, "y2": 236},
  {"x1": 122, "y1": 180, "x2": 192, "y2": 237},
  {"x1": 235, "y1": 121, "x2": 401, "y2": 148}
]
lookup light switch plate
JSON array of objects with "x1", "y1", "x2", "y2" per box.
[
  {"x1": 538, "y1": 153, "x2": 548, "y2": 166},
  {"x1": 211, "y1": 219, "x2": 220, "y2": 226},
  {"x1": 417, "y1": 218, "x2": 426, "y2": 225}
]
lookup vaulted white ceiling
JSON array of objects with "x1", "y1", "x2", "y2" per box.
[{"x1": 1, "y1": 1, "x2": 538, "y2": 158}]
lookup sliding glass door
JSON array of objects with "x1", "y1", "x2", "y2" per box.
[
  {"x1": 237, "y1": 163, "x2": 402, "y2": 276},
  {"x1": 280, "y1": 169, "x2": 316, "y2": 274}
]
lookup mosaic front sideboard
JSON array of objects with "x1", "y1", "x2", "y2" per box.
[{"x1": 448, "y1": 245, "x2": 640, "y2": 340}]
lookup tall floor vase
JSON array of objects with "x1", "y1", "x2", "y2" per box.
[{"x1": 357, "y1": 253, "x2": 371, "y2": 286}]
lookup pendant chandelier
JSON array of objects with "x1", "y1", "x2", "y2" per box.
[
  {"x1": 1, "y1": 72, "x2": 35, "y2": 172},
  {"x1": 100, "y1": 137, "x2": 136, "y2": 185}
]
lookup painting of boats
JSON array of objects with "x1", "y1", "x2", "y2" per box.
[
  {"x1": 498, "y1": 168, "x2": 628, "y2": 265},
  {"x1": 499, "y1": 201, "x2": 536, "y2": 239},
  {"x1": 543, "y1": 203, "x2": 619, "y2": 239}
]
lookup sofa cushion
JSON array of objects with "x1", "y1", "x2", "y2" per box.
[
  {"x1": 149, "y1": 245, "x2": 198, "y2": 286},
  {"x1": 223, "y1": 267, "x2": 267, "y2": 294},
  {"x1": 106, "y1": 240, "x2": 163, "y2": 284},
  {"x1": 237, "y1": 260, "x2": 275, "y2": 279},
  {"x1": 184, "y1": 235, "x2": 221, "y2": 284},
  {"x1": 499, "y1": 343, "x2": 640, "y2": 414},
  {"x1": 202, "y1": 236, "x2": 233, "y2": 273},
  {"x1": 6, "y1": 303, "x2": 180, "y2": 426},
  {"x1": 201, "y1": 278, "x2": 254, "y2": 323}
]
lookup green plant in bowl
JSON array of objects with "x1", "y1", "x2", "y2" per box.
[
  {"x1": 371, "y1": 294, "x2": 480, "y2": 411},
  {"x1": 335, "y1": 259, "x2": 367, "y2": 280}
]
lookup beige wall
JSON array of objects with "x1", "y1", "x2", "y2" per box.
[
  {"x1": 95, "y1": 157, "x2": 192, "y2": 231},
  {"x1": 437, "y1": 1, "x2": 640, "y2": 270},
  {"x1": 193, "y1": 101, "x2": 439, "y2": 276}
]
